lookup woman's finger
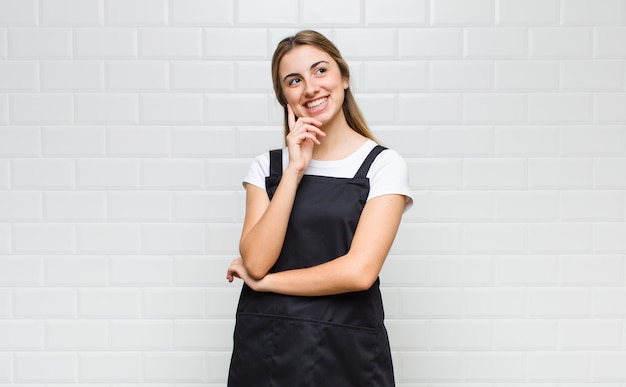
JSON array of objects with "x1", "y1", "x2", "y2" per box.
[{"x1": 287, "y1": 104, "x2": 296, "y2": 131}]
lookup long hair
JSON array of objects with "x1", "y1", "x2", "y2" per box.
[{"x1": 271, "y1": 30, "x2": 378, "y2": 144}]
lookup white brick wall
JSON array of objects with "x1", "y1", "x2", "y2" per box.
[{"x1": 0, "y1": 0, "x2": 625, "y2": 385}]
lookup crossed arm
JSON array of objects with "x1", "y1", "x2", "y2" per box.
[{"x1": 226, "y1": 176, "x2": 406, "y2": 297}]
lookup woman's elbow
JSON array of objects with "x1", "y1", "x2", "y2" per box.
[{"x1": 242, "y1": 258, "x2": 268, "y2": 281}]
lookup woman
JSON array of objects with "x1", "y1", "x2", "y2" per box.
[{"x1": 226, "y1": 30, "x2": 412, "y2": 386}]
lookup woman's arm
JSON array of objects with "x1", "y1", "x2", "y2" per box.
[{"x1": 228, "y1": 194, "x2": 406, "y2": 296}]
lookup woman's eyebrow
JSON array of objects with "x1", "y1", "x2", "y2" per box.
[{"x1": 282, "y1": 60, "x2": 330, "y2": 82}]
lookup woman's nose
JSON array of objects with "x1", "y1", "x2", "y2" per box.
[{"x1": 304, "y1": 80, "x2": 319, "y2": 96}]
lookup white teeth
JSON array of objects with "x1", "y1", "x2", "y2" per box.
[{"x1": 306, "y1": 97, "x2": 327, "y2": 109}]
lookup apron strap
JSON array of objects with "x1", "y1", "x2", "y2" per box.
[
  {"x1": 354, "y1": 145, "x2": 386, "y2": 178},
  {"x1": 269, "y1": 149, "x2": 283, "y2": 178}
]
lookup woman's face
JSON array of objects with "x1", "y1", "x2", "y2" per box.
[{"x1": 278, "y1": 44, "x2": 349, "y2": 127}]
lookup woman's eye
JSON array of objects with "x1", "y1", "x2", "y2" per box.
[
  {"x1": 315, "y1": 68, "x2": 327, "y2": 75},
  {"x1": 288, "y1": 78, "x2": 301, "y2": 86}
]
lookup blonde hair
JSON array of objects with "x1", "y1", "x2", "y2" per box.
[{"x1": 271, "y1": 30, "x2": 378, "y2": 144}]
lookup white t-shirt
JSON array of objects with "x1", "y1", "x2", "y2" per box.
[{"x1": 243, "y1": 140, "x2": 413, "y2": 212}]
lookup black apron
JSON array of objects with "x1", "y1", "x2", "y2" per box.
[{"x1": 228, "y1": 145, "x2": 395, "y2": 387}]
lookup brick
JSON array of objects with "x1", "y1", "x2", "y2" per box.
[
  {"x1": 463, "y1": 288, "x2": 526, "y2": 317},
  {"x1": 141, "y1": 94, "x2": 203, "y2": 124},
  {"x1": 46, "y1": 321, "x2": 107, "y2": 349},
  {"x1": 77, "y1": 159, "x2": 139, "y2": 188},
  {"x1": 171, "y1": 0, "x2": 233, "y2": 25},
  {"x1": 529, "y1": 223, "x2": 592, "y2": 253},
  {"x1": 205, "y1": 28, "x2": 267, "y2": 58},
  {"x1": 496, "y1": 255, "x2": 558, "y2": 285},
  {"x1": 143, "y1": 288, "x2": 204, "y2": 318},
  {"x1": 174, "y1": 192, "x2": 237, "y2": 221},
  {"x1": 75, "y1": 94, "x2": 139, "y2": 123},
  {"x1": 109, "y1": 192, "x2": 171, "y2": 221},
  {"x1": 593, "y1": 288, "x2": 626, "y2": 316},
  {"x1": 594, "y1": 353, "x2": 626, "y2": 380},
  {"x1": 334, "y1": 29, "x2": 395, "y2": 58},
  {"x1": 495, "y1": 125, "x2": 559, "y2": 155},
  {"x1": 142, "y1": 160, "x2": 205, "y2": 189},
  {"x1": 398, "y1": 352, "x2": 462, "y2": 381},
  {"x1": 15, "y1": 353, "x2": 76, "y2": 382},
  {"x1": 0, "y1": 30, "x2": 5, "y2": 59},
  {"x1": 495, "y1": 191, "x2": 558, "y2": 221},
  {"x1": 463, "y1": 93, "x2": 527, "y2": 123},
  {"x1": 594, "y1": 223, "x2": 626, "y2": 253},
  {"x1": 385, "y1": 320, "x2": 428, "y2": 350},
  {"x1": 206, "y1": 288, "x2": 239, "y2": 318},
  {"x1": 0, "y1": 0, "x2": 36, "y2": 25},
  {"x1": 13, "y1": 224, "x2": 74, "y2": 253},
  {"x1": 562, "y1": 0, "x2": 625, "y2": 25},
  {"x1": 399, "y1": 28, "x2": 462, "y2": 58},
  {"x1": 364, "y1": 61, "x2": 426, "y2": 91},
  {"x1": 561, "y1": 191, "x2": 625, "y2": 221},
  {"x1": 110, "y1": 255, "x2": 171, "y2": 285},
  {"x1": 594, "y1": 93, "x2": 626, "y2": 123},
  {"x1": 173, "y1": 255, "x2": 229, "y2": 286},
  {"x1": 0, "y1": 95, "x2": 6, "y2": 124},
  {"x1": 494, "y1": 320, "x2": 557, "y2": 349},
  {"x1": 496, "y1": 0, "x2": 559, "y2": 25},
  {"x1": 527, "y1": 353, "x2": 589, "y2": 381},
  {"x1": 140, "y1": 28, "x2": 202, "y2": 58},
  {"x1": 464, "y1": 159, "x2": 527, "y2": 189},
  {"x1": 236, "y1": 61, "x2": 272, "y2": 92},
  {"x1": 0, "y1": 126, "x2": 40, "y2": 156},
  {"x1": 464, "y1": 28, "x2": 527, "y2": 58},
  {"x1": 0, "y1": 61, "x2": 39, "y2": 91},
  {"x1": 464, "y1": 353, "x2": 524, "y2": 381},
  {"x1": 236, "y1": 126, "x2": 283, "y2": 156},
  {"x1": 594, "y1": 158, "x2": 626, "y2": 188},
  {"x1": 43, "y1": 126, "x2": 105, "y2": 156},
  {"x1": 0, "y1": 321, "x2": 42, "y2": 350},
  {"x1": 106, "y1": 61, "x2": 168, "y2": 91},
  {"x1": 106, "y1": 0, "x2": 167, "y2": 25},
  {"x1": 144, "y1": 353, "x2": 205, "y2": 382},
  {"x1": 143, "y1": 224, "x2": 205, "y2": 254},
  {"x1": 495, "y1": 61, "x2": 558, "y2": 91},
  {"x1": 0, "y1": 192, "x2": 41, "y2": 221},
  {"x1": 14, "y1": 289, "x2": 75, "y2": 318},
  {"x1": 399, "y1": 94, "x2": 461, "y2": 123},
  {"x1": 174, "y1": 320, "x2": 233, "y2": 350},
  {"x1": 561, "y1": 60, "x2": 625, "y2": 91},
  {"x1": 0, "y1": 256, "x2": 42, "y2": 285},
  {"x1": 172, "y1": 61, "x2": 234, "y2": 91},
  {"x1": 77, "y1": 224, "x2": 140, "y2": 253},
  {"x1": 530, "y1": 28, "x2": 593, "y2": 58},
  {"x1": 595, "y1": 27, "x2": 626, "y2": 58},
  {"x1": 206, "y1": 94, "x2": 269, "y2": 123},
  {"x1": 429, "y1": 125, "x2": 492, "y2": 156},
  {"x1": 529, "y1": 288, "x2": 591, "y2": 317},
  {"x1": 464, "y1": 224, "x2": 526, "y2": 253},
  {"x1": 406, "y1": 159, "x2": 462, "y2": 189},
  {"x1": 529, "y1": 158, "x2": 592, "y2": 188},
  {"x1": 40, "y1": 0, "x2": 101, "y2": 25},
  {"x1": 173, "y1": 126, "x2": 236, "y2": 156},
  {"x1": 380, "y1": 256, "x2": 428, "y2": 286},
  {"x1": 11, "y1": 94, "x2": 73, "y2": 124},
  {"x1": 301, "y1": 0, "x2": 360, "y2": 25},
  {"x1": 560, "y1": 320, "x2": 622, "y2": 349},
  {"x1": 206, "y1": 159, "x2": 250, "y2": 189},
  {"x1": 371, "y1": 126, "x2": 428, "y2": 157},
  {"x1": 430, "y1": 192, "x2": 492, "y2": 221},
  {"x1": 365, "y1": 0, "x2": 427, "y2": 25},
  {"x1": 0, "y1": 224, "x2": 9, "y2": 254},
  {"x1": 396, "y1": 223, "x2": 463, "y2": 253},
  {"x1": 79, "y1": 353, "x2": 142, "y2": 381},
  {"x1": 45, "y1": 256, "x2": 108, "y2": 286},
  {"x1": 206, "y1": 223, "x2": 239, "y2": 254},
  {"x1": 238, "y1": 0, "x2": 297, "y2": 25},
  {"x1": 561, "y1": 255, "x2": 624, "y2": 286},
  {"x1": 9, "y1": 28, "x2": 71, "y2": 58},
  {"x1": 399, "y1": 288, "x2": 462, "y2": 317},
  {"x1": 74, "y1": 28, "x2": 136, "y2": 58},
  {"x1": 429, "y1": 320, "x2": 491, "y2": 349},
  {"x1": 432, "y1": 0, "x2": 493, "y2": 24},
  {"x1": 44, "y1": 192, "x2": 106, "y2": 221},
  {"x1": 108, "y1": 126, "x2": 170, "y2": 156},
  {"x1": 355, "y1": 94, "x2": 396, "y2": 123},
  {"x1": 78, "y1": 289, "x2": 140, "y2": 317},
  {"x1": 430, "y1": 61, "x2": 492, "y2": 91},
  {"x1": 0, "y1": 353, "x2": 10, "y2": 380},
  {"x1": 110, "y1": 321, "x2": 172, "y2": 349}
]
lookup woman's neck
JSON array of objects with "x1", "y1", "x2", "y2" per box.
[{"x1": 312, "y1": 119, "x2": 368, "y2": 161}]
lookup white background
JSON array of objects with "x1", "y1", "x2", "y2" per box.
[{"x1": 1, "y1": 0, "x2": 626, "y2": 385}]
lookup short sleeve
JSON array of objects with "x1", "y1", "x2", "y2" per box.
[
  {"x1": 242, "y1": 152, "x2": 271, "y2": 190},
  {"x1": 367, "y1": 149, "x2": 413, "y2": 212}
]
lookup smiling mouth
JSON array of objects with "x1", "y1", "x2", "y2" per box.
[{"x1": 305, "y1": 97, "x2": 328, "y2": 109}]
